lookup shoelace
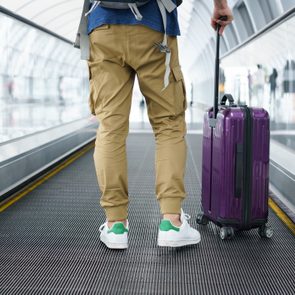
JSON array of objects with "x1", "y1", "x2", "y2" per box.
[
  {"x1": 99, "y1": 222, "x2": 107, "y2": 232},
  {"x1": 183, "y1": 213, "x2": 191, "y2": 220}
]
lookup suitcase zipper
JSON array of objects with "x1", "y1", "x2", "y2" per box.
[{"x1": 243, "y1": 107, "x2": 252, "y2": 226}]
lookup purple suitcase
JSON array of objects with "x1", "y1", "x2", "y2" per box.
[{"x1": 197, "y1": 20, "x2": 273, "y2": 240}]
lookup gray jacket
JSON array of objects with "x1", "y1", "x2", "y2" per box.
[{"x1": 74, "y1": 0, "x2": 90, "y2": 61}]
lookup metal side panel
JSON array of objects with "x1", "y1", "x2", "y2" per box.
[
  {"x1": 0, "y1": 120, "x2": 98, "y2": 201},
  {"x1": 0, "y1": 134, "x2": 294, "y2": 294},
  {"x1": 269, "y1": 140, "x2": 295, "y2": 211}
]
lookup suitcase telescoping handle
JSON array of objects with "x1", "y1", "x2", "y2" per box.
[{"x1": 213, "y1": 16, "x2": 228, "y2": 120}]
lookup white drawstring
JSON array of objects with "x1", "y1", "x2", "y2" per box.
[
  {"x1": 85, "y1": 1, "x2": 101, "y2": 17},
  {"x1": 128, "y1": 3, "x2": 143, "y2": 21}
]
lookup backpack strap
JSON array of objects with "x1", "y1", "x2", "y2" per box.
[
  {"x1": 160, "y1": 0, "x2": 176, "y2": 12},
  {"x1": 156, "y1": 0, "x2": 177, "y2": 90},
  {"x1": 75, "y1": 0, "x2": 91, "y2": 60}
]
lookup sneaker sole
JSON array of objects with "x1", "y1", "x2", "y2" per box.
[
  {"x1": 100, "y1": 237, "x2": 128, "y2": 249},
  {"x1": 158, "y1": 237, "x2": 201, "y2": 247}
]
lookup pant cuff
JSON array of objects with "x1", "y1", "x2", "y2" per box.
[
  {"x1": 105, "y1": 205, "x2": 128, "y2": 221},
  {"x1": 159, "y1": 197, "x2": 183, "y2": 215}
]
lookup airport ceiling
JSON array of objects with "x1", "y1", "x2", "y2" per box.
[
  {"x1": 1, "y1": 0, "x2": 294, "y2": 74},
  {"x1": 0, "y1": 0, "x2": 87, "y2": 42},
  {"x1": 0, "y1": 0, "x2": 195, "y2": 42}
]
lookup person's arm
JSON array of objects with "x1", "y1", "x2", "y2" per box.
[{"x1": 211, "y1": 0, "x2": 233, "y2": 34}]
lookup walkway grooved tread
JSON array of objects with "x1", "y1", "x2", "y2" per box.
[{"x1": 0, "y1": 134, "x2": 294, "y2": 294}]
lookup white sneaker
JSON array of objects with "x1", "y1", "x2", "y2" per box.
[
  {"x1": 99, "y1": 221, "x2": 128, "y2": 249},
  {"x1": 158, "y1": 209, "x2": 201, "y2": 247}
]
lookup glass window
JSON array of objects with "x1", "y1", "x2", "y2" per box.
[
  {"x1": 209, "y1": 12, "x2": 295, "y2": 208},
  {"x1": 222, "y1": 17, "x2": 295, "y2": 151},
  {"x1": 222, "y1": 15, "x2": 295, "y2": 152},
  {"x1": 237, "y1": 3, "x2": 255, "y2": 36},
  {"x1": 0, "y1": 12, "x2": 89, "y2": 143}
]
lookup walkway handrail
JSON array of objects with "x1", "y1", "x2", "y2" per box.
[
  {"x1": 221, "y1": 6, "x2": 295, "y2": 59},
  {"x1": 0, "y1": 5, "x2": 73, "y2": 46}
]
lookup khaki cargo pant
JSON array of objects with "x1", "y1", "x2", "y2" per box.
[{"x1": 87, "y1": 24, "x2": 187, "y2": 221}]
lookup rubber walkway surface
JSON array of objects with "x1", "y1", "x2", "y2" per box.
[{"x1": 0, "y1": 134, "x2": 294, "y2": 294}]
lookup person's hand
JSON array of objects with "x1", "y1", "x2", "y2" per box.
[{"x1": 211, "y1": 4, "x2": 233, "y2": 35}]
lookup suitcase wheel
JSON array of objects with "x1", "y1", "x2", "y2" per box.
[
  {"x1": 258, "y1": 225, "x2": 273, "y2": 238},
  {"x1": 220, "y1": 227, "x2": 234, "y2": 240},
  {"x1": 196, "y1": 214, "x2": 209, "y2": 225}
]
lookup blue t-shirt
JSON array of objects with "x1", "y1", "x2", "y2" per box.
[{"x1": 87, "y1": 0, "x2": 180, "y2": 36}]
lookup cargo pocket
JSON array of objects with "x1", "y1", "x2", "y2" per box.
[
  {"x1": 89, "y1": 81, "x2": 96, "y2": 116},
  {"x1": 87, "y1": 64, "x2": 96, "y2": 116},
  {"x1": 171, "y1": 65, "x2": 187, "y2": 114},
  {"x1": 91, "y1": 24, "x2": 110, "y2": 33}
]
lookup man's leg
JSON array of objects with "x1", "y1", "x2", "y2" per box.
[
  {"x1": 88, "y1": 25, "x2": 135, "y2": 226},
  {"x1": 131, "y1": 26, "x2": 200, "y2": 247},
  {"x1": 133, "y1": 27, "x2": 187, "y2": 224}
]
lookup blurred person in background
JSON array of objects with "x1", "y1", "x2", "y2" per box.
[
  {"x1": 254, "y1": 64, "x2": 266, "y2": 107},
  {"x1": 7, "y1": 79, "x2": 15, "y2": 103},
  {"x1": 269, "y1": 68, "x2": 278, "y2": 103},
  {"x1": 247, "y1": 70, "x2": 253, "y2": 106}
]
